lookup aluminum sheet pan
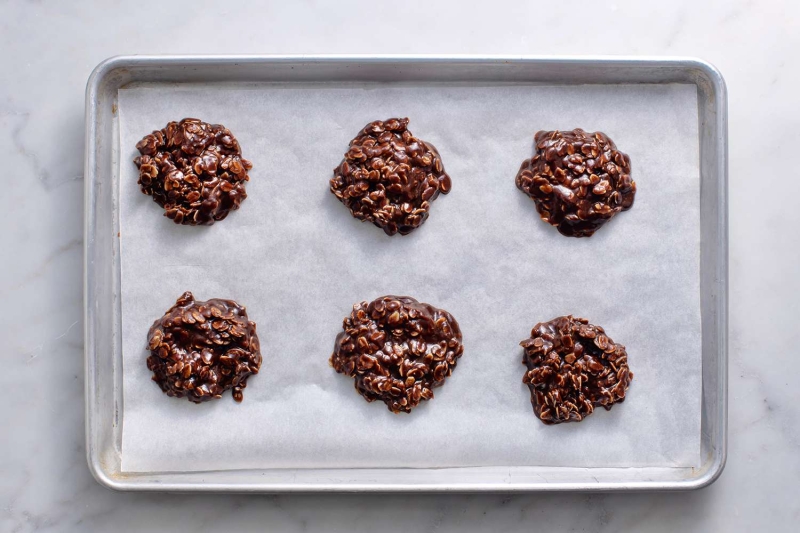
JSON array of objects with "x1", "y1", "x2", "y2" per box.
[{"x1": 84, "y1": 55, "x2": 727, "y2": 492}]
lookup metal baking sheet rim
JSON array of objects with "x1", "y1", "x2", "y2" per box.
[{"x1": 84, "y1": 55, "x2": 728, "y2": 492}]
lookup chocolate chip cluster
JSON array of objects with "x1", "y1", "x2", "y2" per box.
[
  {"x1": 134, "y1": 118, "x2": 252, "y2": 225},
  {"x1": 146, "y1": 292, "x2": 262, "y2": 403},
  {"x1": 515, "y1": 129, "x2": 636, "y2": 237},
  {"x1": 330, "y1": 118, "x2": 452, "y2": 236},
  {"x1": 330, "y1": 296, "x2": 464, "y2": 413},
  {"x1": 521, "y1": 315, "x2": 632, "y2": 424}
]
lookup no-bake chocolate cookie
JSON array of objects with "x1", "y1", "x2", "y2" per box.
[
  {"x1": 134, "y1": 118, "x2": 252, "y2": 225},
  {"x1": 146, "y1": 292, "x2": 262, "y2": 403},
  {"x1": 515, "y1": 129, "x2": 636, "y2": 237},
  {"x1": 330, "y1": 118, "x2": 452, "y2": 236},
  {"x1": 520, "y1": 315, "x2": 632, "y2": 424},
  {"x1": 330, "y1": 295, "x2": 463, "y2": 413}
]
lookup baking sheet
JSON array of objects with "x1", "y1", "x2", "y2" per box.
[{"x1": 118, "y1": 82, "x2": 701, "y2": 473}]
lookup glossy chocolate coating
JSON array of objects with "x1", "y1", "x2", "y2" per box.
[
  {"x1": 330, "y1": 295, "x2": 463, "y2": 413},
  {"x1": 134, "y1": 118, "x2": 252, "y2": 225},
  {"x1": 515, "y1": 129, "x2": 636, "y2": 237},
  {"x1": 521, "y1": 315, "x2": 632, "y2": 424},
  {"x1": 146, "y1": 292, "x2": 261, "y2": 403},
  {"x1": 330, "y1": 118, "x2": 452, "y2": 236}
]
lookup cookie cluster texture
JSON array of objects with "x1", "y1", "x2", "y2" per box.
[
  {"x1": 135, "y1": 118, "x2": 252, "y2": 225},
  {"x1": 515, "y1": 129, "x2": 636, "y2": 237},
  {"x1": 330, "y1": 295, "x2": 463, "y2": 413},
  {"x1": 146, "y1": 292, "x2": 262, "y2": 403},
  {"x1": 521, "y1": 315, "x2": 632, "y2": 424},
  {"x1": 330, "y1": 118, "x2": 452, "y2": 236}
]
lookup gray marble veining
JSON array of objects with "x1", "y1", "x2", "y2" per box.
[{"x1": 1, "y1": 0, "x2": 798, "y2": 531}]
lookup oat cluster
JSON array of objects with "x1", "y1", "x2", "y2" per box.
[
  {"x1": 146, "y1": 292, "x2": 262, "y2": 403},
  {"x1": 521, "y1": 315, "x2": 632, "y2": 424},
  {"x1": 134, "y1": 118, "x2": 252, "y2": 225},
  {"x1": 330, "y1": 118, "x2": 452, "y2": 236},
  {"x1": 515, "y1": 129, "x2": 636, "y2": 237},
  {"x1": 330, "y1": 296, "x2": 464, "y2": 413}
]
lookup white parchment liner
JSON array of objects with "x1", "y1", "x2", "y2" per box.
[{"x1": 118, "y1": 82, "x2": 701, "y2": 472}]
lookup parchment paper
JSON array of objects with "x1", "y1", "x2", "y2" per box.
[{"x1": 118, "y1": 82, "x2": 701, "y2": 472}]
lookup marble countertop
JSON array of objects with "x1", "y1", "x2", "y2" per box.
[{"x1": 1, "y1": 0, "x2": 797, "y2": 531}]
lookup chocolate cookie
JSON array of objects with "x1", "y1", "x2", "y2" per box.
[
  {"x1": 330, "y1": 118, "x2": 452, "y2": 236},
  {"x1": 520, "y1": 315, "x2": 632, "y2": 424},
  {"x1": 146, "y1": 292, "x2": 262, "y2": 403},
  {"x1": 515, "y1": 129, "x2": 636, "y2": 237},
  {"x1": 330, "y1": 295, "x2": 463, "y2": 413},
  {"x1": 134, "y1": 118, "x2": 252, "y2": 225}
]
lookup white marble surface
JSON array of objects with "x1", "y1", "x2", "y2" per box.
[{"x1": 0, "y1": 0, "x2": 797, "y2": 531}]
